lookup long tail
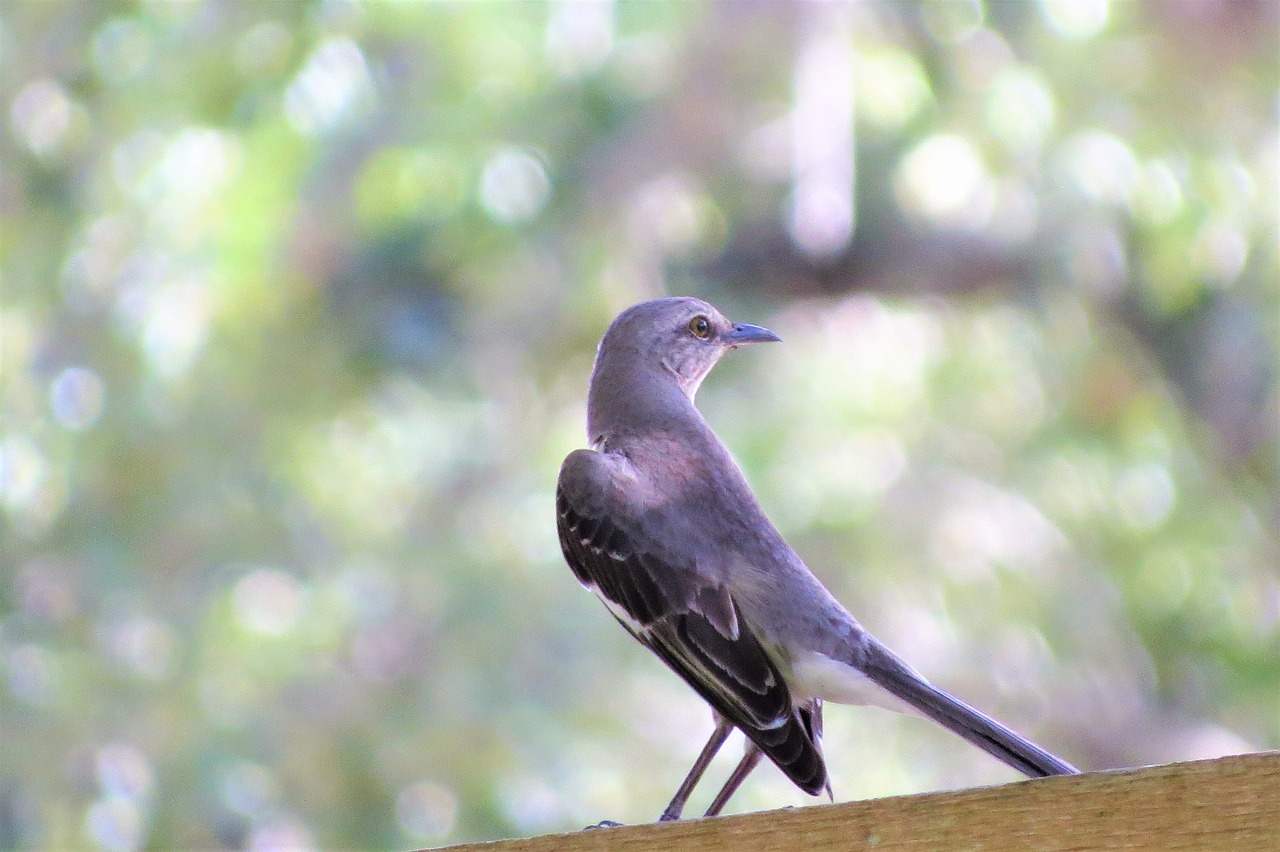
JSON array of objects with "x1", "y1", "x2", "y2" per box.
[{"x1": 862, "y1": 641, "x2": 1078, "y2": 777}]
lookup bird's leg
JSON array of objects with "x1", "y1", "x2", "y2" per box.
[
  {"x1": 703, "y1": 741, "x2": 764, "y2": 818},
  {"x1": 658, "y1": 716, "x2": 734, "y2": 821}
]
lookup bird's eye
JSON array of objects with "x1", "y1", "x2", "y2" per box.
[{"x1": 689, "y1": 316, "x2": 711, "y2": 339}]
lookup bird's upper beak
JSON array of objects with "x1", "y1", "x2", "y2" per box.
[{"x1": 724, "y1": 322, "x2": 781, "y2": 346}]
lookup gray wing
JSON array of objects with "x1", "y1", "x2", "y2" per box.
[{"x1": 556, "y1": 449, "x2": 827, "y2": 796}]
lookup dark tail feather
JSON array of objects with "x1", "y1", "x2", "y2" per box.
[
  {"x1": 862, "y1": 642, "x2": 1079, "y2": 777},
  {"x1": 746, "y1": 704, "x2": 829, "y2": 795}
]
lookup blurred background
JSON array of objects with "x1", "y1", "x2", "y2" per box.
[{"x1": 2, "y1": 0, "x2": 1277, "y2": 848}]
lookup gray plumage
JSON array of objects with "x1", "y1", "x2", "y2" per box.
[{"x1": 556, "y1": 297, "x2": 1078, "y2": 821}]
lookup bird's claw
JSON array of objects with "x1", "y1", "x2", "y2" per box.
[{"x1": 583, "y1": 820, "x2": 624, "y2": 830}]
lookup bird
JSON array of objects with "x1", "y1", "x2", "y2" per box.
[{"x1": 555, "y1": 296, "x2": 1079, "y2": 822}]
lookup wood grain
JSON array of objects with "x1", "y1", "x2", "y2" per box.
[{"x1": 435, "y1": 752, "x2": 1280, "y2": 851}]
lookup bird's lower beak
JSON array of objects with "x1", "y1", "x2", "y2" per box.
[{"x1": 725, "y1": 322, "x2": 781, "y2": 346}]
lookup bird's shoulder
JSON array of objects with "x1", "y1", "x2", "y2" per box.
[
  {"x1": 556, "y1": 446, "x2": 712, "y2": 615},
  {"x1": 557, "y1": 443, "x2": 689, "y2": 526},
  {"x1": 557, "y1": 447, "x2": 637, "y2": 511}
]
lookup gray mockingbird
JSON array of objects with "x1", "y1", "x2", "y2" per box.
[{"x1": 556, "y1": 297, "x2": 1078, "y2": 821}]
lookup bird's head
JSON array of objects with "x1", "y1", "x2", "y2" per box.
[{"x1": 595, "y1": 297, "x2": 781, "y2": 402}]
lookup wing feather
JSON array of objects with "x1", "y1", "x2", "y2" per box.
[{"x1": 556, "y1": 449, "x2": 828, "y2": 795}]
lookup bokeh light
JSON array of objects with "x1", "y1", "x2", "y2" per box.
[
  {"x1": 10, "y1": 78, "x2": 76, "y2": 159},
  {"x1": 49, "y1": 368, "x2": 107, "y2": 431},
  {"x1": 396, "y1": 780, "x2": 459, "y2": 842},
  {"x1": 284, "y1": 37, "x2": 374, "y2": 134},
  {"x1": 895, "y1": 133, "x2": 993, "y2": 230},
  {"x1": 479, "y1": 147, "x2": 552, "y2": 225},
  {"x1": 1041, "y1": 0, "x2": 1110, "y2": 41},
  {"x1": 232, "y1": 569, "x2": 307, "y2": 637}
]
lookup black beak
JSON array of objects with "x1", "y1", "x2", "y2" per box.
[{"x1": 724, "y1": 322, "x2": 781, "y2": 346}]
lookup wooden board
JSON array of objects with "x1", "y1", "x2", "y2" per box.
[{"x1": 436, "y1": 752, "x2": 1280, "y2": 851}]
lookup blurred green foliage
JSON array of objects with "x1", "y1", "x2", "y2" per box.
[{"x1": 1, "y1": 1, "x2": 1276, "y2": 848}]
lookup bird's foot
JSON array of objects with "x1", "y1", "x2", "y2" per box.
[{"x1": 583, "y1": 820, "x2": 624, "y2": 830}]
